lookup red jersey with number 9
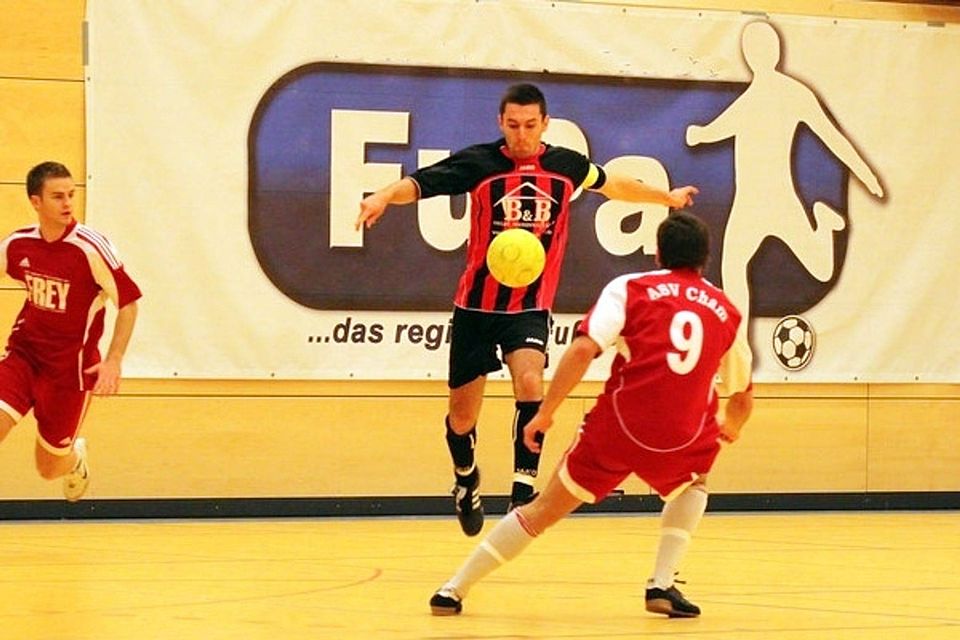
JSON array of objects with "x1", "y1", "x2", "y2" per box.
[{"x1": 578, "y1": 268, "x2": 749, "y2": 451}]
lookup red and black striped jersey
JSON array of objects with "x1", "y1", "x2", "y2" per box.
[
  {"x1": 0, "y1": 220, "x2": 142, "y2": 390},
  {"x1": 410, "y1": 139, "x2": 605, "y2": 313}
]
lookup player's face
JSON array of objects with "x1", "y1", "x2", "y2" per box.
[
  {"x1": 31, "y1": 176, "x2": 76, "y2": 232},
  {"x1": 498, "y1": 103, "x2": 549, "y2": 159}
]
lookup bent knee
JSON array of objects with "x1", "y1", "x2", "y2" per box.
[
  {"x1": 0, "y1": 413, "x2": 16, "y2": 443},
  {"x1": 35, "y1": 449, "x2": 71, "y2": 480},
  {"x1": 446, "y1": 409, "x2": 479, "y2": 434},
  {"x1": 512, "y1": 369, "x2": 543, "y2": 399},
  {"x1": 36, "y1": 461, "x2": 64, "y2": 480}
]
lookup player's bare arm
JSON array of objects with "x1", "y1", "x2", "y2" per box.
[
  {"x1": 718, "y1": 388, "x2": 753, "y2": 443},
  {"x1": 523, "y1": 334, "x2": 601, "y2": 452},
  {"x1": 715, "y1": 335, "x2": 753, "y2": 443},
  {"x1": 594, "y1": 173, "x2": 698, "y2": 209},
  {"x1": 355, "y1": 177, "x2": 420, "y2": 230},
  {"x1": 85, "y1": 301, "x2": 138, "y2": 395}
]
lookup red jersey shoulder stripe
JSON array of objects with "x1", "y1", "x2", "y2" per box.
[
  {"x1": 73, "y1": 224, "x2": 122, "y2": 270},
  {"x1": 10, "y1": 225, "x2": 40, "y2": 237},
  {"x1": 3, "y1": 225, "x2": 41, "y2": 242},
  {"x1": 0, "y1": 226, "x2": 41, "y2": 262}
]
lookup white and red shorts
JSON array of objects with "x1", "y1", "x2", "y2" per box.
[
  {"x1": 558, "y1": 402, "x2": 722, "y2": 502},
  {"x1": 0, "y1": 350, "x2": 90, "y2": 455}
]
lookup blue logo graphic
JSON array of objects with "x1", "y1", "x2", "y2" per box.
[{"x1": 249, "y1": 61, "x2": 848, "y2": 315}]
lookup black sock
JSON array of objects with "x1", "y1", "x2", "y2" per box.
[
  {"x1": 445, "y1": 416, "x2": 477, "y2": 484},
  {"x1": 512, "y1": 400, "x2": 542, "y2": 500}
]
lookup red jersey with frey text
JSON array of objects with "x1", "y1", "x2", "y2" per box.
[
  {"x1": 0, "y1": 221, "x2": 142, "y2": 390},
  {"x1": 578, "y1": 268, "x2": 752, "y2": 452},
  {"x1": 410, "y1": 139, "x2": 604, "y2": 313}
]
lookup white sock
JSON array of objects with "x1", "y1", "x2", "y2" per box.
[
  {"x1": 444, "y1": 510, "x2": 538, "y2": 598},
  {"x1": 650, "y1": 483, "x2": 708, "y2": 589}
]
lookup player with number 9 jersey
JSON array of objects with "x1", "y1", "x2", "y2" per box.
[
  {"x1": 567, "y1": 267, "x2": 752, "y2": 501},
  {"x1": 427, "y1": 212, "x2": 753, "y2": 619}
]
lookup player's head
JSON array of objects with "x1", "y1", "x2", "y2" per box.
[
  {"x1": 27, "y1": 161, "x2": 72, "y2": 198},
  {"x1": 498, "y1": 83, "x2": 549, "y2": 160},
  {"x1": 499, "y1": 83, "x2": 547, "y2": 117},
  {"x1": 656, "y1": 212, "x2": 710, "y2": 271},
  {"x1": 27, "y1": 161, "x2": 76, "y2": 228}
]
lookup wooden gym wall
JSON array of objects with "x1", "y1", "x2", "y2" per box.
[{"x1": 0, "y1": 0, "x2": 956, "y2": 510}]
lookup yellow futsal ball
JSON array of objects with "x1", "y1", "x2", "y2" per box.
[{"x1": 486, "y1": 228, "x2": 546, "y2": 288}]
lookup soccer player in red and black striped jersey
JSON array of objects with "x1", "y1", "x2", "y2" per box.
[
  {"x1": 429, "y1": 212, "x2": 754, "y2": 618},
  {"x1": 357, "y1": 83, "x2": 698, "y2": 536},
  {"x1": 0, "y1": 162, "x2": 142, "y2": 501}
]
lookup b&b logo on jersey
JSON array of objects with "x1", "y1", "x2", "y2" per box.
[{"x1": 498, "y1": 183, "x2": 556, "y2": 226}]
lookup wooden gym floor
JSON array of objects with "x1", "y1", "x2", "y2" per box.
[{"x1": 0, "y1": 511, "x2": 957, "y2": 639}]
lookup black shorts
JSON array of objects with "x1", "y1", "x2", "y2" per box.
[{"x1": 448, "y1": 306, "x2": 551, "y2": 389}]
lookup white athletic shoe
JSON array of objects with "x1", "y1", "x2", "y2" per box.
[{"x1": 63, "y1": 437, "x2": 90, "y2": 502}]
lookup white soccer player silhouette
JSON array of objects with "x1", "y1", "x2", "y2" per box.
[{"x1": 686, "y1": 21, "x2": 884, "y2": 342}]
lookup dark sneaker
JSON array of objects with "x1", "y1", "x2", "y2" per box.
[
  {"x1": 645, "y1": 585, "x2": 701, "y2": 618},
  {"x1": 507, "y1": 491, "x2": 539, "y2": 513},
  {"x1": 429, "y1": 587, "x2": 463, "y2": 616},
  {"x1": 452, "y1": 471, "x2": 483, "y2": 536}
]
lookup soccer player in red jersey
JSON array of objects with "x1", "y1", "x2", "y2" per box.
[
  {"x1": 429, "y1": 212, "x2": 754, "y2": 617},
  {"x1": 0, "y1": 162, "x2": 142, "y2": 501},
  {"x1": 357, "y1": 83, "x2": 698, "y2": 536}
]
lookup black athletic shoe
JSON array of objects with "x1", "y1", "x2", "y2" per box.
[
  {"x1": 452, "y1": 471, "x2": 484, "y2": 536},
  {"x1": 645, "y1": 585, "x2": 701, "y2": 618},
  {"x1": 429, "y1": 588, "x2": 463, "y2": 615},
  {"x1": 507, "y1": 491, "x2": 539, "y2": 513}
]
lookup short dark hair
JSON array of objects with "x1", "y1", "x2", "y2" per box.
[
  {"x1": 500, "y1": 83, "x2": 547, "y2": 116},
  {"x1": 657, "y1": 212, "x2": 710, "y2": 270},
  {"x1": 27, "y1": 161, "x2": 72, "y2": 198}
]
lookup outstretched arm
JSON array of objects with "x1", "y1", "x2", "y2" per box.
[
  {"x1": 523, "y1": 335, "x2": 602, "y2": 452},
  {"x1": 355, "y1": 177, "x2": 420, "y2": 230},
  {"x1": 594, "y1": 173, "x2": 698, "y2": 209},
  {"x1": 84, "y1": 301, "x2": 138, "y2": 395}
]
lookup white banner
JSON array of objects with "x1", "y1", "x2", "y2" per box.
[{"x1": 85, "y1": 0, "x2": 960, "y2": 382}]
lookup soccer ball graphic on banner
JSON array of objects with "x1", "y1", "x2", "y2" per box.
[
  {"x1": 772, "y1": 315, "x2": 815, "y2": 370},
  {"x1": 486, "y1": 228, "x2": 546, "y2": 288}
]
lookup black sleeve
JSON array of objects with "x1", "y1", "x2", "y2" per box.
[
  {"x1": 409, "y1": 142, "x2": 504, "y2": 199},
  {"x1": 542, "y1": 146, "x2": 606, "y2": 191}
]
